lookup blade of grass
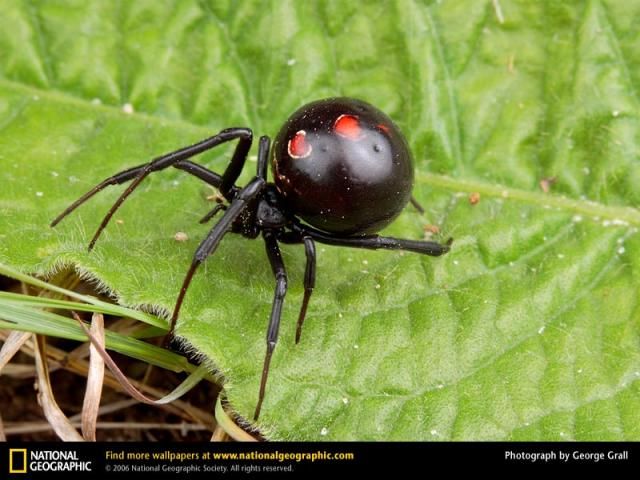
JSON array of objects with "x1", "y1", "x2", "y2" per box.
[
  {"x1": 0, "y1": 330, "x2": 31, "y2": 372},
  {"x1": 0, "y1": 330, "x2": 216, "y2": 429},
  {"x1": 0, "y1": 300, "x2": 201, "y2": 374},
  {"x1": 33, "y1": 335, "x2": 84, "y2": 441},
  {"x1": 74, "y1": 311, "x2": 209, "y2": 405},
  {"x1": 0, "y1": 262, "x2": 165, "y2": 328},
  {"x1": 82, "y1": 313, "x2": 105, "y2": 441},
  {"x1": 214, "y1": 395, "x2": 258, "y2": 442}
]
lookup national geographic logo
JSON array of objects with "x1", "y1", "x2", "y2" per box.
[
  {"x1": 9, "y1": 449, "x2": 26, "y2": 474},
  {"x1": 8, "y1": 448, "x2": 92, "y2": 474}
]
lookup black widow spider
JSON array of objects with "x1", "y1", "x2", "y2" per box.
[{"x1": 51, "y1": 98, "x2": 452, "y2": 420}]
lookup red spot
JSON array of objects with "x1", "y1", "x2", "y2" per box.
[
  {"x1": 334, "y1": 114, "x2": 363, "y2": 140},
  {"x1": 377, "y1": 123, "x2": 390, "y2": 134},
  {"x1": 288, "y1": 130, "x2": 312, "y2": 158}
]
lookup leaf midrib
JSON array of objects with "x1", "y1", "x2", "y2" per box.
[{"x1": 2, "y1": 76, "x2": 639, "y2": 227}]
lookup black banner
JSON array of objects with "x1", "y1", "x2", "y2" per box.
[{"x1": 1, "y1": 442, "x2": 638, "y2": 475}]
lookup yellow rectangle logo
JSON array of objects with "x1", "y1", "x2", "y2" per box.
[{"x1": 9, "y1": 448, "x2": 27, "y2": 474}]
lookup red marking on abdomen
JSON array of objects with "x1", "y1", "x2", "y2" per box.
[
  {"x1": 288, "y1": 130, "x2": 312, "y2": 158},
  {"x1": 377, "y1": 123, "x2": 390, "y2": 134},
  {"x1": 334, "y1": 114, "x2": 363, "y2": 140}
]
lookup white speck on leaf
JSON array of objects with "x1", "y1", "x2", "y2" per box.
[
  {"x1": 320, "y1": 427, "x2": 328, "y2": 436},
  {"x1": 538, "y1": 326, "x2": 545, "y2": 335},
  {"x1": 174, "y1": 232, "x2": 189, "y2": 242},
  {"x1": 122, "y1": 103, "x2": 134, "y2": 114},
  {"x1": 610, "y1": 218, "x2": 629, "y2": 226},
  {"x1": 35, "y1": 191, "x2": 43, "y2": 197},
  {"x1": 287, "y1": 58, "x2": 297, "y2": 66}
]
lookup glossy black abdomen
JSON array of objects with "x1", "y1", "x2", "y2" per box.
[{"x1": 271, "y1": 98, "x2": 414, "y2": 236}]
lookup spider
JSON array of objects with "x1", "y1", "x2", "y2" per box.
[{"x1": 51, "y1": 97, "x2": 452, "y2": 420}]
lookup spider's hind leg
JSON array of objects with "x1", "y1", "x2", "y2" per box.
[{"x1": 292, "y1": 221, "x2": 452, "y2": 257}]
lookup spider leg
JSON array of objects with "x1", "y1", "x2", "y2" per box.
[
  {"x1": 295, "y1": 236, "x2": 316, "y2": 344},
  {"x1": 255, "y1": 136, "x2": 270, "y2": 181},
  {"x1": 197, "y1": 135, "x2": 269, "y2": 225},
  {"x1": 169, "y1": 135, "x2": 271, "y2": 337},
  {"x1": 254, "y1": 230, "x2": 288, "y2": 421},
  {"x1": 53, "y1": 128, "x2": 252, "y2": 250},
  {"x1": 188, "y1": 136, "x2": 270, "y2": 224},
  {"x1": 198, "y1": 203, "x2": 227, "y2": 224},
  {"x1": 50, "y1": 159, "x2": 233, "y2": 228},
  {"x1": 174, "y1": 160, "x2": 229, "y2": 191},
  {"x1": 168, "y1": 176, "x2": 266, "y2": 336},
  {"x1": 409, "y1": 195, "x2": 425, "y2": 214},
  {"x1": 292, "y1": 221, "x2": 452, "y2": 256},
  {"x1": 276, "y1": 232, "x2": 316, "y2": 344}
]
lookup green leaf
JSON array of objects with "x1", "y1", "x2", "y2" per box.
[{"x1": 1, "y1": 0, "x2": 639, "y2": 440}]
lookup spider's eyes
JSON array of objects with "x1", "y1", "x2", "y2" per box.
[{"x1": 288, "y1": 130, "x2": 312, "y2": 159}]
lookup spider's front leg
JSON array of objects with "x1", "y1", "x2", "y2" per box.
[
  {"x1": 51, "y1": 128, "x2": 252, "y2": 250},
  {"x1": 168, "y1": 176, "x2": 265, "y2": 336},
  {"x1": 168, "y1": 136, "x2": 272, "y2": 336},
  {"x1": 50, "y1": 160, "x2": 229, "y2": 227}
]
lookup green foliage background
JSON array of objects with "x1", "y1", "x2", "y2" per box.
[{"x1": 0, "y1": 0, "x2": 639, "y2": 440}]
